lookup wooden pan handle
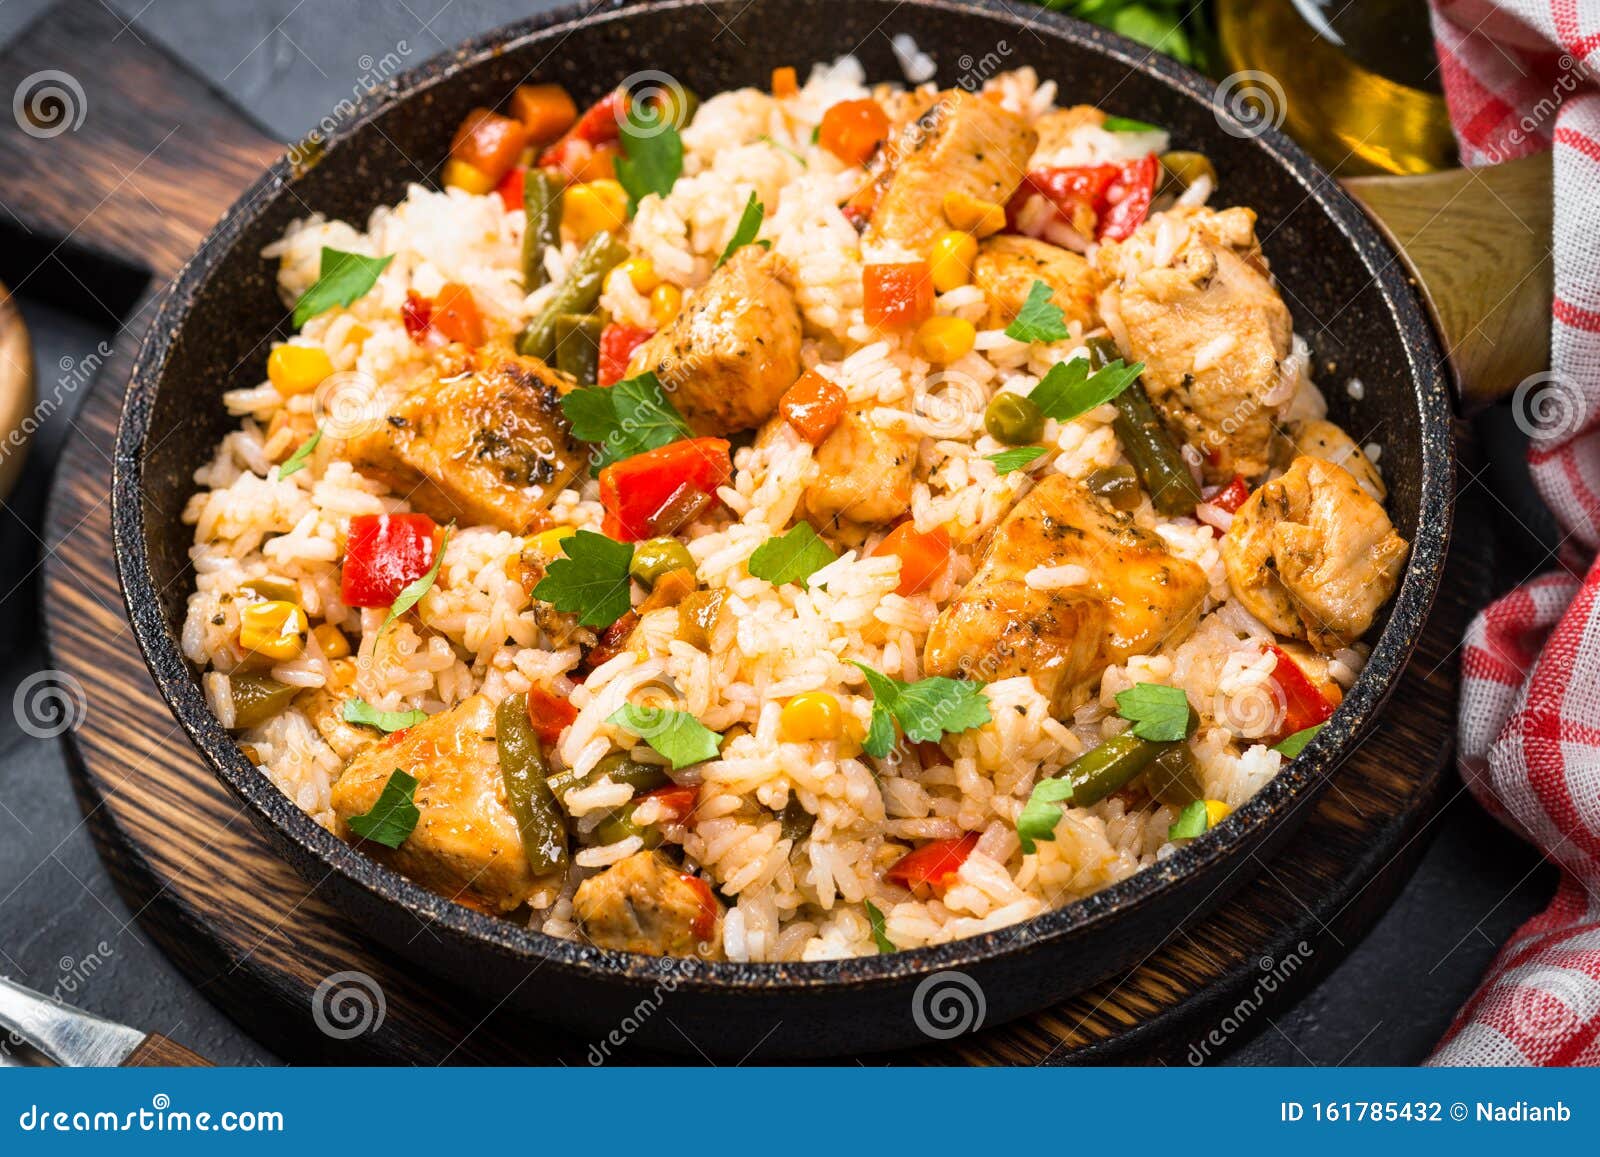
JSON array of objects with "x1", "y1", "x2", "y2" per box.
[
  {"x1": 1342, "y1": 153, "x2": 1554, "y2": 411},
  {"x1": 121, "y1": 1032, "x2": 213, "y2": 1067}
]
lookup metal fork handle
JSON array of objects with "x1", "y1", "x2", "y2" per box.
[{"x1": 0, "y1": 975, "x2": 146, "y2": 1067}]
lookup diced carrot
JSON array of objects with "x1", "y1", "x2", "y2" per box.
[
  {"x1": 526, "y1": 686, "x2": 578, "y2": 746},
  {"x1": 771, "y1": 66, "x2": 799, "y2": 98},
  {"x1": 449, "y1": 107, "x2": 529, "y2": 184},
  {"x1": 863, "y1": 262, "x2": 934, "y2": 330},
  {"x1": 779, "y1": 369, "x2": 847, "y2": 445},
  {"x1": 430, "y1": 282, "x2": 484, "y2": 346},
  {"x1": 871, "y1": 522, "x2": 951, "y2": 596},
  {"x1": 818, "y1": 98, "x2": 889, "y2": 166},
  {"x1": 885, "y1": 832, "x2": 979, "y2": 890},
  {"x1": 510, "y1": 83, "x2": 579, "y2": 143}
]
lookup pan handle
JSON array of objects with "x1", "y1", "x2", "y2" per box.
[{"x1": 1341, "y1": 153, "x2": 1553, "y2": 413}]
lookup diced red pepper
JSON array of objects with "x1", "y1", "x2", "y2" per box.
[
  {"x1": 885, "y1": 832, "x2": 979, "y2": 890},
  {"x1": 871, "y1": 522, "x2": 952, "y2": 596},
  {"x1": 449, "y1": 107, "x2": 529, "y2": 185},
  {"x1": 779, "y1": 369, "x2": 847, "y2": 445},
  {"x1": 430, "y1": 282, "x2": 484, "y2": 346},
  {"x1": 537, "y1": 90, "x2": 626, "y2": 167},
  {"x1": 863, "y1": 262, "x2": 934, "y2": 329},
  {"x1": 840, "y1": 201, "x2": 871, "y2": 232},
  {"x1": 584, "y1": 609, "x2": 641, "y2": 671},
  {"x1": 640, "y1": 784, "x2": 698, "y2": 823},
  {"x1": 342, "y1": 513, "x2": 439, "y2": 608},
  {"x1": 401, "y1": 290, "x2": 432, "y2": 340},
  {"x1": 495, "y1": 166, "x2": 526, "y2": 213},
  {"x1": 599, "y1": 437, "x2": 732, "y2": 542},
  {"x1": 681, "y1": 873, "x2": 718, "y2": 941},
  {"x1": 1098, "y1": 153, "x2": 1159, "y2": 242},
  {"x1": 598, "y1": 323, "x2": 655, "y2": 387},
  {"x1": 1209, "y1": 475, "x2": 1251, "y2": 515},
  {"x1": 1267, "y1": 645, "x2": 1337, "y2": 742},
  {"x1": 526, "y1": 686, "x2": 578, "y2": 746},
  {"x1": 1007, "y1": 154, "x2": 1158, "y2": 243}
]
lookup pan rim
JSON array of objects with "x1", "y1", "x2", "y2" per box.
[{"x1": 110, "y1": 0, "x2": 1454, "y2": 994}]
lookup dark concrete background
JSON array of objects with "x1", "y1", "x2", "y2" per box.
[{"x1": 0, "y1": 0, "x2": 1560, "y2": 1066}]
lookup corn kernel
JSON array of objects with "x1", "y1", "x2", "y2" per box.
[
  {"x1": 530, "y1": 526, "x2": 577, "y2": 556},
  {"x1": 942, "y1": 191, "x2": 1006, "y2": 238},
  {"x1": 619, "y1": 256, "x2": 659, "y2": 293},
  {"x1": 345, "y1": 323, "x2": 371, "y2": 347},
  {"x1": 266, "y1": 345, "x2": 333, "y2": 397},
  {"x1": 649, "y1": 283, "x2": 683, "y2": 328},
  {"x1": 564, "y1": 179, "x2": 629, "y2": 243},
  {"x1": 239, "y1": 601, "x2": 308, "y2": 661},
  {"x1": 928, "y1": 230, "x2": 978, "y2": 293},
  {"x1": 442, "y1": 158, "x2": 496, "y2": 195},
  {"x1": 312, "y1": 623, "x2": 351, "y2": 659},
  {"x1": 916, "y1": 316, "x2": 977, "y2": 363},
  {"x1": 780, "y1": 692, "x2": 843, "y2": 742},
  {"x1": 1204, "y1": 799, "x2": 1232, "y2": 828}
]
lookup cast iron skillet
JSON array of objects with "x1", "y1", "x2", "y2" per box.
[{"x1": 112, "y1": 0, "x2": 1452, "y2": 1057}]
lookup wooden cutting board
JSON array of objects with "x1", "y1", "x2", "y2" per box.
[{"x1": 7, "y1": 2, "x2": 1487, "y2": 1063}]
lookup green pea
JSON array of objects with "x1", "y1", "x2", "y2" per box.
[
  {"x1": 984, "y1": 393, "x2": 1045, "y2": 446},
  {"x1": 628, "y1": 537, "x2": 695, "y2": 587}
]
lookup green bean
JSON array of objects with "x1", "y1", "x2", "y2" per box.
[
  {"x1": 515, "y1": 230, "x2": 629, "y2": 361},
  {"x1": 495, "y1": 693, "x2": 569, "y2": 875},
  {"x1": 780, "y1": 797, "x2": 815, "y2": 844},
  {"x1": 521, "y1": 170, "x2": 562, "y2": 290},
  {"x1": 1143, "y1": 742, "x2": 1204, "y2": 808},
  {"x1": 1088, "y1": 336, "x2": 1202, "y2": 517},
  {"x1": 590, "y1": 803, "x2": 663, "y2": 850},
  {"x1": 553, "y1": 312, "x2": 603, "y2": 384},
  {"x1": 1063, "y1": 732, "x2": 1176, "y2": 806},
  {"x1": 1085, "y1": 464, "x2": 1142, "y2": 511},
  {"x1": 229, "y1": 673, "x2": 298, "y2": 730},
  {"x1": 548, "y1": 751, "x2": 671, "y2": 800}
]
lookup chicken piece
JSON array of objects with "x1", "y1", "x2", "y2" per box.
[
  {"x1": 1222, "y1": 455, "x2": 1409, "y2": 651},
  {"x1": 300, "y1": 687, "x2": 378, "y2": 762},
  {"x1": 924, "y1": 474, "x2": 1207, "y2": 710},
  {"x1": 626, "y1": 245, "x2": 802, "y2": 436},
  {"x1": 800, "y1": 408, "x2": 918, "y2": 533},
  {"x1": 573, "y1": 850, "x2": 724, "y2": 959},
  {"x1": 872, "y1": 83, "x2": 938, "y2": 133},
  {"x1": 346, "y1": 350, "x2": 585, "y2": 533},
  {"x1": 972, "y1": 235, "x2": 1100, "y2": 331},
  {"x1": 865, "y1": 90, "x2": 1037, "y2": 253},
  {"x1": 1097, "y1": 206, "x2": 1293, "y2": 482},
  {"x1": 1283, "y1": 418, "x2": 1385, "y2": 501},
  {"x1": 1029, "y1": 104, "x2": 1107, "y2": 162},
  {"x1": 331, "y1": 694, "x2": 546, "y2": 913}
]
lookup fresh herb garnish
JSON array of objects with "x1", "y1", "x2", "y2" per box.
[
  {"x1": 277, "y1": 427, "x2": 322, "y2": 479},
  {"x1": 851, "y1": 661, "x2": 992, "y2": 758},
  {"x1": 986, "y1": 446, "x2": 1049, "y2": 474},
  {"x1": 378, "y1": 529, "x2": 450, "y2": 637},
  {"x1": 1029, "y1": 354, "x2": 1145, "y2": 423},
  {"x1": 561, "y1": 371, "x2": 695, "y2": 469},
  {"x1": 1004, "y1": 280, "x2": 1070, "y2": 344},
  {"x1": 292, "y1": 248, "x2": 394, "y2": 328},
  {"x1": 531, "y1": 530, "x2": 635, "y2": 628},
  {"x1": 342, "y1": 698, "x2": 428, "y2": 733},
  {"x1": 864, "y1": 900, "x2": 896, "y2": 953},
  {"x1": 717, "y1": 191, "x2": 770, "y2": 267},
  {"x1": 615, "y1": 106, "x2": 684, "y2": 212},
  {"x1": 758, "y1": 134, "x2": 807, "y2": 167},
  {"x1": 346, "y1": 769, "x2": 421, "y2": 848},
  {"x1": 1017, "y1": 776, "x2": 1075, "y2": 854},
  {"x1": 1272, "y1": 723, "x2": 1325, "y2": 757},
  {"x1": 1102, "y1": 115, "x2": 1163, "y2": 134},
  {"x1": 1168, "y1": 799, "x2": 1208, "y2": 840},
  {"x1": 747, "y1": 522, "x2": 837, "y2": 586},
  {"x1": 1114, "y1": 682, "x2": 1194, "y2": 742},
  {"x1": 608, "y1": 703, "x2": 723, "y2": 769}
]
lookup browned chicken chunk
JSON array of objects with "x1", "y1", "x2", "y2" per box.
[
  {"x1": 573, "y1": 850, "x2": 724, "y2": 959},
  {"x1": 346, "y1": 350, "x2": 585, "y2": 533},
  {"x1": 972, "y1": 235, "x2": 1099, "y2": 332},
  {"x1": 626, "y1": 245, "x2": 802, "y2": 436},
  {"x1": 1282, "y1": 418, "x2": 1385, "y2": 502},
  {"x1": 925, "y1": 475, "x2": 1207, "y2": 710},
  {"x1": 1097, "y1": 207, "x2": 1293, "y2": 482},
  {"x1": 865, "y1": 90, "x2": 1038, "y2": 253},
  {"x1": 1221, "y1": 455, "x2": 1409, "y2": 651},
  {"x1": 331, "y1": 694, "x2": 545, "y2": 914},
  {"x1": 1030, "y1": 105, "x2": 1107, "y2": 160},
  {"x1": 800, "y1": 408, "x2": 918, "y2": 533}
]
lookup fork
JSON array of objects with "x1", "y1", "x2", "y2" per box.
[{"x1": 0, "y1": 977, "x2": 210, "y2": 1066}]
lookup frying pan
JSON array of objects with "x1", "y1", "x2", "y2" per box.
[{"x1": 112, "y1": 0, "x2": 1455, "y2": 1057}]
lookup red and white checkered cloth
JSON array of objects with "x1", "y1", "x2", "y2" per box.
[{"x1": 1423, "y1": 0, "x2": 1600, "y2": 1066}]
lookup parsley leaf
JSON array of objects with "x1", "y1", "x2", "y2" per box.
[
  {"x1": 1168, "y1": 799, "x2": 1208, "y2": 840},
  {"x1": 1003, "y1": 280, "x2": 1069, "y2": 344},
  {"x1": 852, "y1": 661, "x2": 992, "y2": 752},
  {"x1": 560, "y1": 372, "x2": 694, "y2": 469},
  {"x1": 864, "y1": 900, "x2": 896, "y2": 953},
  {"x1": 608, "y1": 704, "x2": 723, "y2": 769},
  {"x1": 986, "y1": 446, "x2": 1048, "y2": 474},
  {"x1": 378, "y1": 529, "x2": 450, "y2": 636},
  {"x1": 1016, "y1": 777, "x2": 1075, "y2": 854},
  {"x1": 1028, "y1": 355, "x2": 1145, "y2": 424},
  {"x1": 292, "y1": 248, "x2": 394, "y2": 328},
  {"x1": 615, "y1": 106, "x2": 684, "y2": 212},
  {"x1": 1272, "y1": 723, "x2": 1325, "y2": 757},
  {"x1": 1115, "y1": 683, "x2": 1194, "y2": 742},
  {"x1": 1102, "y1": 115, "x2": 1163, "y2": 134},
  {"x1": 747, "y1": 523, "x2": 837, "y2": 586},
  {"x1": 346, "y1": 769, "x2": 421, "y2": 848},
  {"x1": 717, "y1": 191, "x2": 770, "y2": 267},
  {"x1": 277, "y1": 427, "x2": 322, "y2": 479},
  {"x1": 532, "y1": 530, "x2": 635, "y2": 628},
  {"x1": 342, "y1": 698, "x2": 428, "y2": 733}
]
